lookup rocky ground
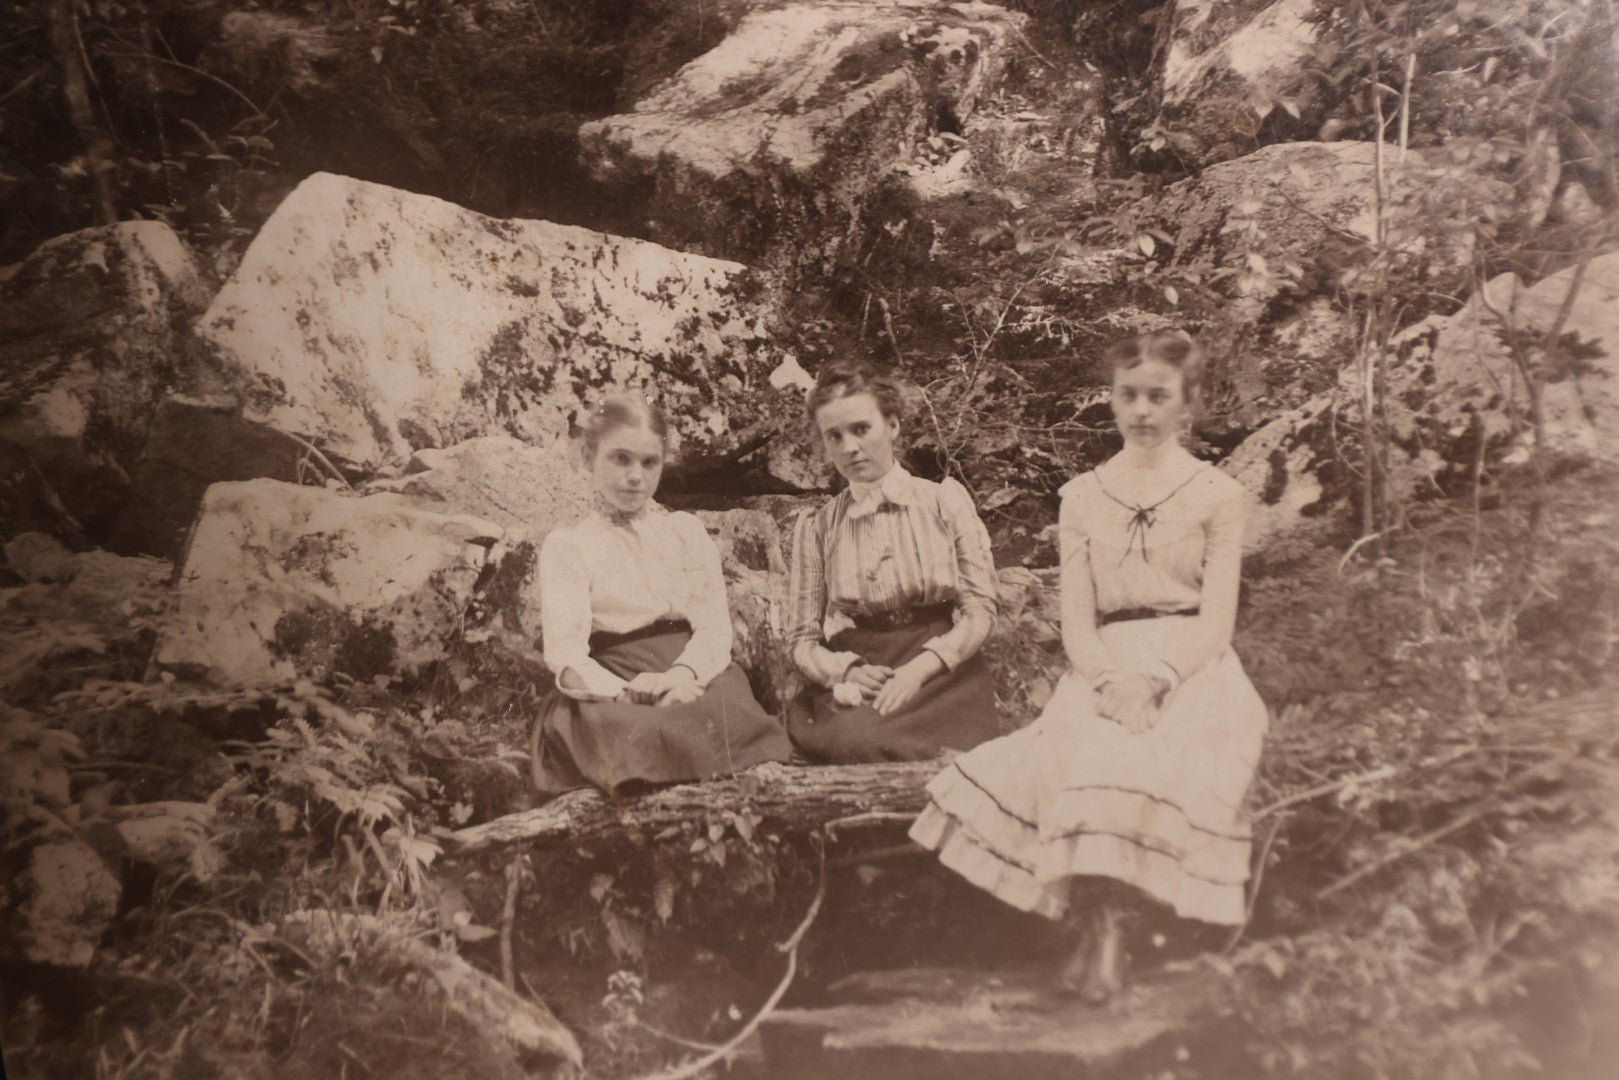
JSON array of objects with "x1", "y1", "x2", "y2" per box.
[{"x1": 3, "y1": 0, "x2": 1618, "y2": 1077}]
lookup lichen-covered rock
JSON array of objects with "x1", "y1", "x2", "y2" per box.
[
  {"x1": 1147, "y1": 142, "x2": 1509, "y2": 417},
  {"x1": 0, "y1": 222, "x2": 210, "y2": 538},
  {"x1": 579, "y1": 1, "x2": 1027, "y2": 276},
  {"x1": 106, "y1": 802, "x2": 217, "y2": 876},
  {"x1": 106, "y1": 394, "x2": 311, "y2": 560},
  {"x1": 4, "y1": 838, "x2": 121, "y2": 968},
  {"x1": 1225, "y1": 253, "x2": 1619, "y2": 552},
  {"x1": 156, "y1": 479, "x2": 501, "y2": 686},
  {"x1": 1154, "y1": 0, "x2": 1318, "y2": 166},
  {"x1": 194, "y1": 172, "x2": 790, "y2": 477},
  {"x1": 365, "y1": 435, "x2": 595, "y2": 653}
]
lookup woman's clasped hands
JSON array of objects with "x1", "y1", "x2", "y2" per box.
[
  {"x1": 1094, "y1": 672, "x2": 1169, "y2": 735},
  {"x1": 621, "y1": 666, "x2": 702, "y2": 707},
  {"x1": 832, "y1": 654, "x2": 944, "y2": 716}
]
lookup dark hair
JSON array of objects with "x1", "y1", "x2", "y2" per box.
[
  {"x1": 806, "y1": 359, "x2": 906, "y2": 425},
  {"x1": 580, "y1": 392, "x2": 669, "y2": 458},
  {"x1": 1102, "y1": 329, "x2": 1205, "y2": 408}
]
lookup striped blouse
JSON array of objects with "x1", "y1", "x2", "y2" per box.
[{"x1": 786, "y1": 466, "x2": 999, "y2": 687}]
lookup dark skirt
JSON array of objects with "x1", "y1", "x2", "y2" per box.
[
  {"x1": 785, "y1": 612, "x2": 999, "y2": 764},
  {"x1": 530, "y1": 626, "x2": 790, "y2": 798}
]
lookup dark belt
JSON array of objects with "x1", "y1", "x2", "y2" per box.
[
  {"x1": 589, "y1": 618, "x2": 690, "y2": 652},
  {"x1": 849, "y1": 602, "x2": 955, "y2": 632},
  {"x1": 1098, "y1": 606, "x2": 1199, "y2": 627}
]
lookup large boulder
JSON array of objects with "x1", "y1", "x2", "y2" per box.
[
  {"x1": 0, "y1": 222, "x2": 210, "y2": 538},
  {"x1": 364, "y1": 435, "x2": 596, "y2": 654},
  {"x1": 1153, "y1": 0, "x2": 1318, "y2": 166},
  {"x1": 1145, "y1": 141, "x2": 1510, "y2": 420},
  {"x1": 156, "y1": 479, "x2": 502, "y2": 687},
  {"x1": 194, "y1": 172, "x2": 793, "y2": 478},
  {"x1": 106, "y1": 394, "x2": 311, "y2": 560},
  {"x1": 1225, "y1": 252, "x2": 1619, "y2": 553},
  {"x1": 579, "y1": 1, "x2": 1028, "y2": 277}
]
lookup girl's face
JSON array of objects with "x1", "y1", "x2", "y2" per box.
[
  {"x1": 815, "y1": 391, "x2": 899, "y2": 485},
  {"x1": 589, "y1": 424, "x2": 665, "y2": 514},
  {"x1": 1111, "y1": 358, "x2": 1190, "y2": 451}
]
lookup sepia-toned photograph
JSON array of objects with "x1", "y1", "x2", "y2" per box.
[{"x1": 1, "y1": 1, "x2": 1615, "y2": 1077}]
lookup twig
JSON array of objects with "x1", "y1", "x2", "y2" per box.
[
  {"x1": 1014, "y1": 26, "x2": 1058, "y2": 70},
  {"x1": 1253, "y1": 764, "x2": 1396, "y2": 821},
  {"x1": 273, "y1": 429, "x2": 352, "y2": 489},
  {"x1": 98, "y1": 47, "x2": 269, "y2": 120},
  {"x1": 1223, "y1": 818, "x2": 1281, "y2": 954},
  {"x1": 1397, "y1": 55, "x2": 1415, "y2": 163},
  {"x1": 821, "y1": 811, "x2": 918, "y2": 837},
  {"x1": 828, "y1": 842, "x2": 929, "y2": 869},
  {"x1": 499, "y1": 856, "x2": 522, "y2": 992},
  {"x1": 635, "y1": 1020, "x2": 726, "y2": 1053},
  {"x1": 1337, "y1": 529, "x2": 1389, "y2": 574},
  {"x1": 632, "y1": 838, "x2": 829, "y2": 1080},
  {"x1": 1317, "y1": 795, "x2": 1516, "y2": 900},
  {"x1": 875, "y1": 296, "x2": 903, "y2": 363}
]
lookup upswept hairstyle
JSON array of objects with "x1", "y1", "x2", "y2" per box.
[
  {"x1": 805, "y1": 359, "x2": 907, "y2": 424},
  {"x1": 580, "y1": 391, "x2": 670, "y2": 458},
  {"x1": 1102, "y1": 329, "x2": 1206, "y2": 410}
]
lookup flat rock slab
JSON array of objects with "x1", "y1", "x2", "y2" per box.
[
  {"x1": 157, "y1": 478, "x2": 500, "y2": 686},
  {"x1": 762, "y1": 967, "x2": 1242, "y2": 1079},
  {"x1": 580, "y1": 1, "x2": 1026, "y2": 270},
  {"x1": 196, "y1": 172, "x2": 789, "y2": 475}
]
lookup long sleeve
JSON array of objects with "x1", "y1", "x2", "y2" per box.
[
  {"x1": 669, "y1": 514, "x2": 733, "y2": 688},
  {"x1": 1155, "y1": 488, "x2": 1246, "y2": 687},
  {"x1": 920, "y1": 478, "x2": 998, "y2": 670},
  {"x1": 786, "y1": 507, "x2": 863, "y2": 687},
  {"x1": 538, "y1": 530, "x2": 627, "y2": 701},
  {"x1": 1059, "y1": 487, "x2": 1123, "y2": 683}
]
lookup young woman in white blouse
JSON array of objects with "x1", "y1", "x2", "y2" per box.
[
  {"x1": 910, "y1": 331, "x2": 1268, "y2": 1001},
  {"x1": 784, "y1": 360, "x2": 1001, "y2": 763},
  {"x1": 531, "y1": 394, "x2": 790, "y2": 796}
]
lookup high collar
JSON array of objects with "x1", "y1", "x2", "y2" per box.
[
  {"x1": 846, "y1": 464, "x2": 915, "y2": 518},
  {"x1": 592, "y1": 492, "x2": 665, "y2": 528}
]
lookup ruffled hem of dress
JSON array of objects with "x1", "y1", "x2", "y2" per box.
[
  {"x1": 1032, "y1": 831, "x2": 1248, "y2": 926},
  {"x1": 909, "y1": 803, "x2": 1066, "y2": 920},
  {"x1": 1039, "y1": 787, "x2": 1253, "y2": 885},
  {"x1": 913, "y1": 762, "x2": 1250, "y2": 927}
]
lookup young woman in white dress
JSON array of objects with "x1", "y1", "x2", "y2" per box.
[
  {"x1": 531, "y1": 393, "x2": 790, "y2": 796},
  {"x1": 909, "y1": 331, "x2": 1268, "y2": 999}
]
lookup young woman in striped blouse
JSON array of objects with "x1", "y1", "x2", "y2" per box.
[{"x1": 784, "y1": 361, "x2": 1001, "y2": 763}]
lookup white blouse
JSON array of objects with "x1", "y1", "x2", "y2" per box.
[{"x1": 539, "y1": 506, "x2": 733, "y2": 701}]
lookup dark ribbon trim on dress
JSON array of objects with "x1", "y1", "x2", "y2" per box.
[
  {"x1": 588, "y1": 618, "x2": 691, "y2": 653},
  {"x1": 1097, "y1": 606, "x2": 1200, "y2": 626},
  {"x1": 849, "y1": 601, "x2": 955, "y2": 632}
]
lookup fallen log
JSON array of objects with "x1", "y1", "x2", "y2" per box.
[
  {"x1": 446, "y1": 762, "x2": 942, "y2": 855},
  {"x1": 283, "y1": 910, "x2": 583, "y2": 1068}
]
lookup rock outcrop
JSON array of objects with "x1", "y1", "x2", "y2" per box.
[
  {"x1": 1154, "y1": 0, "x2": 1318, "y2": 166},
  {"x1": 195, "y1": 172, "x2": 792, "y2": 477},
  {"x1": 1226, "y1": 252, "x2": 1619, "y2": 552},
  {"x1": 106, "y1": 394, "x2": 311, "y2": 560},
  {"x1": 365, "y1": 435, "x2": 595, "y2": 654},
  {"x1": 1146, "y1": 141, "x2": 1510, "y2": 418},
  {"x1": 0, "y1": 222, "x2": 210, "y2": 538},
  {"x1": 157, "y1": 479, "x2": 502, "y2": 687},
  {"x1": 580, "y1": 1, "x2": 1028, "y2": 276}
]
